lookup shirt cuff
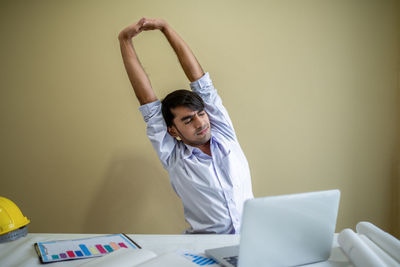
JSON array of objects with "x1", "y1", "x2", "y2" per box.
[
  {"x1": 139, "y1": 100, "x2": 161, "y2": 123},
  {"x1": 190, "y1": 72, "x2": 213, "y2": 92}
]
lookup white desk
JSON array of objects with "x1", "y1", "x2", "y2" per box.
[{"x1": 0, "y1": 233, "x2": 353, "y2": 267}]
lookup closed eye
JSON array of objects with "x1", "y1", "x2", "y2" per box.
[
  {"x1": 181, "y1": 110, "x2": 205, "y2": 125},
  {"x1": 181, "y1": 115, "x2": 194, "y2": 124}
]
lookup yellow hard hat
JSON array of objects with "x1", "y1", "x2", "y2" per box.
[{"x1": 0, "y1": 197, "x2": 30, "y2": 239}]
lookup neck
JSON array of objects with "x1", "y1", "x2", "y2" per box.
[{"x1": 192, "y1": 140, "x2": 211, "y2": 156}]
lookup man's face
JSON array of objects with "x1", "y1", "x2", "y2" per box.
[{"x1": 168, "y1": 106, "x2": 211, "y2": 146}]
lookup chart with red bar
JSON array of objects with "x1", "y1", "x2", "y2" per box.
[{"x1": 35, "y1": 234, "x2": 139, "y2": 263}]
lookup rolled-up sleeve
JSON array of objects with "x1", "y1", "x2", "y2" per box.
[
  {"x1": 139, "y1": 100, "x2": 176, "y2": 168},
  {"x1": 190, "y1": 72, "x2": 236, "y2": 140}
]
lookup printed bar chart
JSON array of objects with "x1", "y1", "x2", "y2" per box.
[
  {"x1": 35, "y1": 234, "x2": 138, "y2": 263},
  {"x1": 95, "y1": 244, "x2": 107, "y2": 254},
  {"x1": 79, "y1": 244, "x2": 91, "y2": 256},
  {"x1": 183, "y1": 252, "x2": 217, "y2": 266},
  {"x1": 119, "y1": 242, "x2": 128, "y2": 248},
  {"x1": 89, "y1": 246, "x2": 99, "y2": 255},
  {"x1": 75, "y1": 250, "x2": 83, "y2": 257},
  {"x1": 66, "y1": 251, "x2": 76, "y2": 258},
  {"x1": 110, "y1": 242, "x2": 120, "y2": 250}
]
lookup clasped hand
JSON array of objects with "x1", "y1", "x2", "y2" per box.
[{"x1": 118, "y1": 17, "x2": 167, "y2": 40}]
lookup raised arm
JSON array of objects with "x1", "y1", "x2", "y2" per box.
[
  {"x1": 140, "y1": 18, "x2": 205, "y2": 82},
  {"x1": 118, "y1": 18, "x2": 157, "y2": 105}
]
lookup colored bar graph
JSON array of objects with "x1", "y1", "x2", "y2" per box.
[
  {"x1": 202, "y1": 258, "x2": 215, "y2": 265},
  {"x1": 95, "y1": 244, "x2": 107, "y2": 254},
  {"x1": 66, "y1": 251, "x2": 75, "y2": 258},
  {"x1": 110, "y1": 242, "x2": 119, "y2": 250},
  {"x1": 75, "y1": 250, "x2": 83, "y2": 257},
  {"x1": 184, "y1": 253, "x2": 216, "y2": 266},
  {"x1": 198, "y1": 257, "x2": 213, "y2": 265},
  {"x1": 37, "y1": 234, "x2": 139, "y2": 263},
  {"x1": 89, "y1": 247, "x2": 99, "y2": 255},
  {"x1": 118, "y1": 242, "x2": 127, "y2": 248},
  {"x1": 79, "y1": 244, "x2": 91, "y2": 256},
  {"x1": 198, "y1": 258, "x2": 207, "y2": 264},
  {"x1": 104, "y1": 245, "x2": 113, "y2": 252}
]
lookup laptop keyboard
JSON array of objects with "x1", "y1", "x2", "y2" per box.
[{"x1": 223, "y1": 256, "x2": 238, "y2": 266}]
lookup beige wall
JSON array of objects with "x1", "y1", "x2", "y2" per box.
[{"x1": 1, "y1": 0, "x2": 399, "y2": 236}]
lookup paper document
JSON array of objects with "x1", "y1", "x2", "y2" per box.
[
  {"x1": 79, "y1": 248, "x2": 217, "y2": 267},
  {"x1": 34, "y1": 233, "x2": 140, "y2": 263}
]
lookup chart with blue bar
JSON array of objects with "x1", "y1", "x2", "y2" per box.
[
  {"x1": 178, "y1": 250, "x2": 217, "y2": 266},
  {"x1": 35, "y1": 234, "x2": 138, "y2": 263},
  {"x1": 183, "y1": 253, "x2": 217, "y2": 265}
]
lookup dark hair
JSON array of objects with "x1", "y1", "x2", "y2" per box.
[{"x1": 161, "y1": 90, "x2": 205, "y2": 127}]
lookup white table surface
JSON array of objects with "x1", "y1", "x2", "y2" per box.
[{"x1": 0, "y1": 233, "x2": 353, "y2": 267}]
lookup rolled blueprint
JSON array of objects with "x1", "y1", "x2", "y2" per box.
[
  {"x1": 359, "y1": 234, "x2": 400, "y2": 267},
  {"x1": 356, "y1": 221, "x2": 400, "y2": 262},
  {"x1": 338, "y1": 228, "x2": 386, "y2": 267}
]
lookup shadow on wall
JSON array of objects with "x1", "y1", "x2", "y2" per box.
[
  {"x1": 83, "y1": 150, "x2": 187, "y2": 234},
  {"x1": 390, "y1": 157, "x2": 400, "y2": 238}
]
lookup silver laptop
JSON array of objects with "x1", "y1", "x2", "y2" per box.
[{"x1": 205, "y1": 190, "x2": 340, "y2": 267}]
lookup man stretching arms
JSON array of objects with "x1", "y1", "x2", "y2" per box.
[{"x1": 118, "y1": 18, "x2": 253, "y2": 234}]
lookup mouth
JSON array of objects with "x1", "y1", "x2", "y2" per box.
[{"x1": 196, "y1": 126, "x2": 209, "y2": 136}]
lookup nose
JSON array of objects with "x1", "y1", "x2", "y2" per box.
[{"x1": 193, "y1": 114, "x2": 204, "y2": 128}]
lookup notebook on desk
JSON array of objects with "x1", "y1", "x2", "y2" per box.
[{"x1": 205, "y1": 190, "x2": 341, "y2": 267}]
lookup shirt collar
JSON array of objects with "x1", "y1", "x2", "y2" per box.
[
  {"x1": 183, "y1": 143, "x2": 197, "y2": 159},
  {"x1": 182, "y1": 135, "x2": 230, "y2": 159}
]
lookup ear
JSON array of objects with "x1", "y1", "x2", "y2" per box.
[{"x1": 168, "y1": 126, "x2": 179, "y2": 138}]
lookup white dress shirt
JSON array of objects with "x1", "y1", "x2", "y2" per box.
[{"x1": 139, "y1": 72, "x2": 254, "y2": 234}]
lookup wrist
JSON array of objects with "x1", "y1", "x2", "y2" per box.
[
  {"x1": 118, "y1": 31, "x2": 127, "y2": 41},
  {"x1": 160, "y1": 21, "x2": 170, "y2": 33},
  {"x1": 118, "y1": 31, "x2": 131, "y2": 42}
]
